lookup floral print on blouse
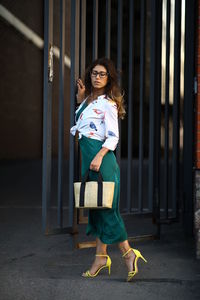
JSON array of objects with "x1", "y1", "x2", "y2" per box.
[{"x1": 70, "y1": 94, "x2": 119, "y2": 151}]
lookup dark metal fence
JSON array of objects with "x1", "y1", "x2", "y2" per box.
[{"x1": 42, "y1": 0, "x2": 193, "y2": 237}]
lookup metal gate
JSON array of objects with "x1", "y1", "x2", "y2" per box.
[{"x1": 42, "y1": 0, "x2": 195, "y2": 238}]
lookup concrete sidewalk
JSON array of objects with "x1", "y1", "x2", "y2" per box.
[{"x1": 0, "y1": 208, "x2": 200, "y2": 300}]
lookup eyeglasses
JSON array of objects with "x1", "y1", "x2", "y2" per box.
[{"x1": 90, "y1": 70, "x2": 109, "y2": 78}]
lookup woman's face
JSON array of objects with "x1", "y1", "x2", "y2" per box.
[{"x1": 90, "y1": 65, "x2": 108, "y2": 90}]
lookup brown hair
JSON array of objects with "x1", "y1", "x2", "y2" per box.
[{"x1": 84, "y1": 57, "x2": 126, "y2": 119}]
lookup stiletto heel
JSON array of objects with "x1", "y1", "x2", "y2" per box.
[
  {"x1": 133, "y1": 249, "x2": 147, "y2": 263},
  {"x1": 82, "y1": 254, "x2": 112, "y2": 278},
  {"x1": 122, "y1": 248, "x2": 147, "y2": 282},
  {"x1": 108, "y1": 264, "x2": 111, "y2": 275}
]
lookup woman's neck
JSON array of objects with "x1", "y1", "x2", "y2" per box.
[{"x1": 91, "y1": 88, "x2": 105, "y2": 99}]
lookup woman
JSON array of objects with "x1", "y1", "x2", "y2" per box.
[{"x1": 70, "y1": 58, "x2": 147, "y2": 281}]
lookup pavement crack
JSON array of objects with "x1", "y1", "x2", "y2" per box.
[
  {"x1": 2, "y1": 253, "x2": 36, "y2": 266},
  {"x1": 20, "y1": 253, "x2": 35, "y2": 259}
]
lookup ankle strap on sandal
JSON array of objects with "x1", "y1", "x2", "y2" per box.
[
  {"x1": 95, "y1": 254, "x2": 109, "y2": 257},
  {"x1": 122, "y1": 248, "x2": 133, "y2": 258}
]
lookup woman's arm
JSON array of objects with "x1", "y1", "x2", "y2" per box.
[
  {"x1": 102, "y1": 100, "x2": 119, "y2": 150},
  {"x1": 90, "y1": 100, "x2": 119, "y2": 172},
  {"x1": 90, "y1": 147, "x2": 109, "y2": 171}
]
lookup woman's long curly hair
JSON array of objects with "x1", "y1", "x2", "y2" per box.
[{"x1": 84, "y1": 57, "x2": 126, "y2": 119}]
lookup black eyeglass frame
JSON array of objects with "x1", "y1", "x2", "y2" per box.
[{"x1": 90, "y1": 70, "x2": 109, "y2": 78}]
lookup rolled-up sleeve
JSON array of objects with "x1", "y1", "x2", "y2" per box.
[{"x1": 102, "y1": 101, "x2": 119, "y2": 151}]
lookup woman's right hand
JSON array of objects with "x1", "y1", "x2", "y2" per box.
[{"x1": 76, "y1": 78, "x2": 85, "y2": 103}]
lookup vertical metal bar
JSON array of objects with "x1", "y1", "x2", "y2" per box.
[
  {"x1": 183, "y1": 0, "x2": 195, "y2": 235},
  {"x1": 105, "y1": 0, "x2": 111, "y2": 58},
  {"x1": 116, "y1": 0, "x2": 122, "y2": 166},
  {"x1": 75, "y1": 0, "x2": 80, "y2": 78},
  {"x1": 172, "y1": 0, "x2": 181, "y2": 219},
  {"x1": 69, "y1": 0, "x2": 80, "y2": 227},
  {"x1": 154, "y1": 0, "x2": 162, "y2": 233},
  {"x1": 76, "y1": 0, "x2": 85, "y2": 225},
  {"x1": 138, "y1": 0, "x2": 145, "y2": 213},
  {"x1": 42, "y1": 0, "x2": 53, "y2": 234},
  {"x1": 164, "y1": 0, "x2": 171, "y2": 219},
  {"x1": 80, "y1": 0, "x2": 86, "y2": 77},
  {"x1": 57, "y1": 0, "x2": 65, "y2": 228},
  {"x1": 117, "y1": 0, "x2": 122, "y2": 83},
  {"x1": 78, "y1": 0, "x2": 86, "y2": 192},
  {"x1": 127, "y1": 0, "x2": 134, "y2": 213},
  {"x1": 149, "y1": 0, "x2": 157, "y2": 213},
  {"x1": 42, "y1": 0, "x2": 49, "y2": 233},
  {"x1": 93, "y1": 0, "x2": 98, "y2": 60}
]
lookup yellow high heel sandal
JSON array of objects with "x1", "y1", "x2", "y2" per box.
[
  {"x1": 82, "y1": 254, "x2": 112, "y2": 278},
  {"x1": 122, "y1": 248, "x2": 147, "y2": 282}
]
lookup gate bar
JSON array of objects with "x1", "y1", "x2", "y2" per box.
[
  {"x1": 77, "y1": 0, "x2": 87, "y2": 225},
  {"x1": 183, "y1": 0, "x2": 195, "y2": 235},
  {"x1": 92, "y1": 0, "x2": 98, "y2": 60},
  {"x1": 138, "y1": 0, "x2": 146, "y2": 213},
  {"x1": 42, "y1": 0, "x2": 53, "y2": 234},
  {"x1": 149, "y1": 0, "x2": 157, "y2": 213},
  {"x1": 116, "y1": 0, "x2": 122, "y2": 167},
  {"x1": 105, "y1": 0, "x2": 111, "y2": 58},
  {"x1": 68, "y1": 0, "x2": 80, "y2": 228},
  {"x1": 154, "y1": 0, "x2": 162, "y2": 230},
  {"x1": 57, "y1": 0, "x2": 65, "y2": 228},
  {"x1": 172, "y1": 0, "x2": 181, "y2": 219},
  {"x1": 80, "y1": 0, "x2": 86, "y2": 77},
  {"x1": 164, "y1": 0, "x2": 171, "y2": 219},
  {"x1": 127, "y1": 0, "x2": 134, "y2": 213}
]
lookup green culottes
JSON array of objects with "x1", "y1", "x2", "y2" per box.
[{"x1": 79, "y1": 135, "x2": 128, "y2": 244}]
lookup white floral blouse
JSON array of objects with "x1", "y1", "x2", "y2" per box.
[{"x1": 70, "y1": 94, "x2": 119, "y2": 151}]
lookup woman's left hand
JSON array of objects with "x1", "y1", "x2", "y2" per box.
[{"x1": 90, "y1": 153, "x2": 103, "y2": 172}]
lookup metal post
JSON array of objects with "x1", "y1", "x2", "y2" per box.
[
  {"x1": 42, "y1": 0, "x2": 53, "y2": 234},
  {"x1": 183, "y1": 0, "x2": 195, "y2": 235},
  {"x1": 164, "y1": 0, "x2": 170, "y2": 219},
  {"x1": 93, "y1": 0, "x2": 98, "y2": 60},
  {"x1": 127, "y1": 0, "x2": 134, "y2": 213},
  {"x1": 57, "y1": 0, "x2": 65, "y2": 228},
  {"x1": 149, "y1": 0, "x2": 157, "y2": 213},
  {"x1": 138, "y1": 0, "x2": 146, "y2": 213},
  {"x1": 116, "y1": 0, "x2": 123, "y2": 167},
  {"x1": 105, "y1": 0, "x2": 111, "y2": 58},
  {"x1": 172, "y1": 0, "x2": 181, "y2": 219},
  {"x1": 117, "y1": 0, "x2": 122, "y2": 82},
  {"x1": 154, "y1": 0, "x2": 162, "y2": 235},
  {"x1": 80, "y1": 0, "x2": 86, "y2": 77},
  {"x1": 68, "y1": 0, "x2": 80, "y2": 228}
]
